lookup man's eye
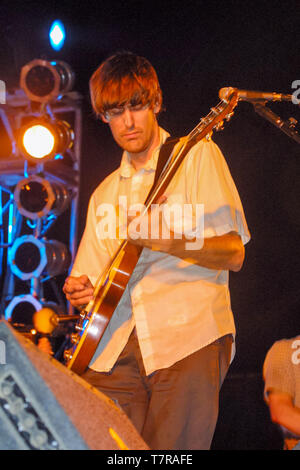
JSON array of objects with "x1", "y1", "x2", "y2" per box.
[
  {"x1": 129, "y1": 104, "x2": 144, "y2": 111},
  {"x1": 110, "y1": 108, "x2": 124, "y2": 116}
]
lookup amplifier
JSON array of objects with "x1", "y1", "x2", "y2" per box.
[{"x1": 0, "y1": 319, "x2": 148, "y2": 450}]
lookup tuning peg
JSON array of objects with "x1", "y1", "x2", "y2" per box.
[
  {"x1": 288, "y1": 117, "x2": 298, "y2": 128},
  {"x1": 75, "y1": 323, "x2": 84, "y2": 332},
  {"x1": 225, "y1": 112, "x2": 235, "y2": 121},
  {"x1": 215, "y1": 121, "x2": 224, "y2": 132},
  {"x1": 70, "y1": 333, "x2": 80, "y2": 344},
  {"x1": 63, "y1": 349, "x2": 73, "y2": 362}
]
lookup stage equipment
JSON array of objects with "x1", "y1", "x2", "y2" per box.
[
  {"x1": 49, "y1": 20, "x2": 66, "y2": 51},
  {"x1": 4, "y1": 294, "x2": 42, "y2": 326},
  {"x1": 8, "y1": 235, "x2": 71, "y2": 281},
  {"x1": 0, "y1": 320, "x2": 148, "y2": 450},
  {"x1": 33, "y1": 307, "x2": 79, "y2": 335},
  {"x1": 18, "y1": 116, "x2": 74, "y2": 162},
  {"x1": 219, "y1": 87, "x2": 300, "y2": 145},
  {"x1": 14, "y1": 175, "x2": 70, "y2": 220},
  {"x1": 20, "y1": 59, "x2": 74, "y2": 103},
  {"x1": 0, "y1": 70, "x2": 81, "y2": 336},
  {"x1": 219, "y1": 87, "x2": 294, "y2": 103}
]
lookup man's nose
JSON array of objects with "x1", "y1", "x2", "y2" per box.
[{"x1": 123, "y1": 108, "x2": 135, "y2": 128}]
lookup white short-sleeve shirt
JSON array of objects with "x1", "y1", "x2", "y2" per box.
[{"x1": 71, "y1": 128, "x2": 250, "y2": 375}]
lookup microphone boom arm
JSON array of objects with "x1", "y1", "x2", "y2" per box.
[{"x1": 252, "y1": 101, "x2": 300, "y2": 145}]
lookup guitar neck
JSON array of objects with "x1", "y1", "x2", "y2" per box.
[
  {"x1": 144, "y1": 97, "x2": 237, "y2": 210},
  {"x1": 93, "y1": 95, "x2": 239, "y2": 298}
]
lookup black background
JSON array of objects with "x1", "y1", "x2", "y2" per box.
[{"x1": 1, "y1": 0, "x2": 300, "y2": 449}]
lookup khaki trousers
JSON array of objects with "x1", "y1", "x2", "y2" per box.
[{"x1": 81, "y1": 331, "x2": 232, "y2": 450}]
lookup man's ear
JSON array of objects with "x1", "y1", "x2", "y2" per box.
[
  {"x1": 153, "y1": 92, "x2": 162, "y2": 115},
  {"x1": 153, "y1": 102, "x2": 161, "y2": 115},
  {"x1": 100, "y1": 113, "x2": 109, "y2": 123}
]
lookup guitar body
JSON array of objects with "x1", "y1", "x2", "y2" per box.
[
  {"x1": 65, "y1": 243, "x2": 142, "y2": 374},
  {"x1": 64, "y1": 90, "x2": 239, "y2": 374}
]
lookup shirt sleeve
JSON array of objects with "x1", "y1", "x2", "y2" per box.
[
  {"x1": 187, "y1": 139, "x2": 251, "y2": 245},
  {"x1": 263, "y1": 340, "x2": 296, "y2": 402},
  {"x1": 169, "y1": 139, "x2": 250, "y2": 244},
  {"x1": 70, "y1": 192, "x2": 112, "y2": 286}
]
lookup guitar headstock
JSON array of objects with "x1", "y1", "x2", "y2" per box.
[{"x1": 190, "y1": 89, "x2": 239, "y2": 142}]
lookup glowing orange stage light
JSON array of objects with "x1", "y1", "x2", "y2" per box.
[
  {"x1": 22, "y1": 124, "x2": 55, "y2": 159},
  {"x1": 18, "y1": 118, "x2": 74, "y2": 162}
]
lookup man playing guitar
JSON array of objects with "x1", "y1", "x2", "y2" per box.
[{"x1": 63, "y1": 51, "x2": 250, "y2": 450}]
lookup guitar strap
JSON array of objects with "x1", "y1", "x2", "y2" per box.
[{"x1": 145, "y1": 136, "x2": 180, "y2": 205}]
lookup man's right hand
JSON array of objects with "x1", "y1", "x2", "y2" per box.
[{"x1": 63, "y1": 274, "x2": 94, "y2": 308}]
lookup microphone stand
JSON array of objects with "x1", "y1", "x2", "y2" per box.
[{"x1": 251, "y1": 101, "x2": 300, "y2": 145}]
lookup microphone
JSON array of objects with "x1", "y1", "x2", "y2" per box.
[
  {"x1": 219, "y1": 87, "x2": 293, "y2": 103},
  {"x1": 33, "y1": 308, "x2": 79, "y2": 334}
]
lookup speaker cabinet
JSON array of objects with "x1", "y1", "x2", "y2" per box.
[{"x1": 0, "y1": 319, "x2": 148, "y2": 450}]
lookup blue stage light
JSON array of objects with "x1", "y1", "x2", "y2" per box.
[{"x1": 49, "y1": 20, "x2": 66, "y2": 51}]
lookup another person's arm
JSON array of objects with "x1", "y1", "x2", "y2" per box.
[
  {"x1": 263, "y1": 339, "x2": 300, "y2": 441},
  {"x1": 267, "y1": 391, "x2": 300, "y2": 436}
]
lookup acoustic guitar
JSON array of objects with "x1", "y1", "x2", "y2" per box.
[{"x1": 64, "y1": 89, "x2": 239, "y2": 374}]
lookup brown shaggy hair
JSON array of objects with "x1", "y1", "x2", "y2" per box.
[{"x1": 89, "y1": 51, "x2": 162, "y2": 116}]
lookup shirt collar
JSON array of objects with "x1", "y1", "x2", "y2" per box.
[{"x1": 119, "y1": 127, "x2": 170, "y2": 178}]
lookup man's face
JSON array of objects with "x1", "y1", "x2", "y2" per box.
[{"x1": 102, "y1": 101, "x2": 161, "y2": 156}]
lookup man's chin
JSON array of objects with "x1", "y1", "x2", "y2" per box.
[{"x1": 123, "y1": 142, "x2": 148, "y2": 154}]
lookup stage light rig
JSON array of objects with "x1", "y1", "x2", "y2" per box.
[{"x1": 0, "y1": 54, "x2": 82, "y2": 353}]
